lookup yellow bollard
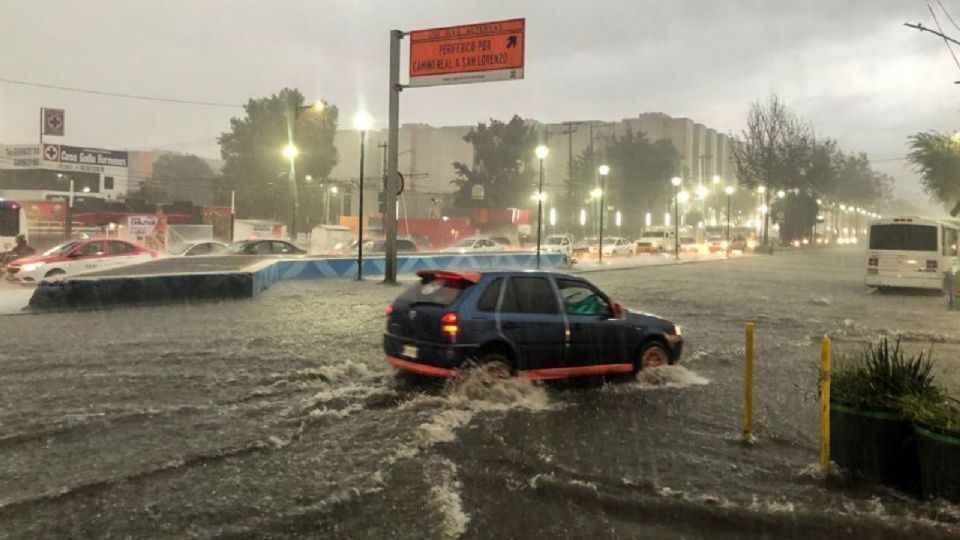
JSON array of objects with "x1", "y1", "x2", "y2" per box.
[
  {"x1": 820, "y1": 336, "x2": 832, "y2": 476},
  {"x1": 744, "y1": 321, "x2": 755, "y2": 441}
]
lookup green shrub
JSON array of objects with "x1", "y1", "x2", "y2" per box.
[
  {"x1": 902, "y1": 395, "x2": 960, "y2": 432},
  {"x1": 832, "y1": 336, "x2": 940, "y2": 411}
]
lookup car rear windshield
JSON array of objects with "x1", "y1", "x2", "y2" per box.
[
  {"x1": 398, "y1": 275, "x2": 470, "y2": 307},
  {"x1": 869, "y1": 224, "x2": 937, "y2": 251}
]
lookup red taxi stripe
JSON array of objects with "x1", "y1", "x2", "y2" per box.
[
  {"x1": 520, "y1": 363, "x2": 634, "y2": 380},
  {"x1": 416, "y1": 269, "x2": 481, "y2": 283},
  {"x1": 386, "y1": 355, "x2": 456, "y2": 377}
]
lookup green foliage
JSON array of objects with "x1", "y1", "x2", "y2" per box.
[
  {"x1": 902, "y1": 395, "x2": 960, "y2": 432},
  {"x1": 833, "y1": 336, "x2": 940, "y2": 412},
  {"x1": 219, "y1": 88, "x2": 339, "y2": 228},
  {"x1": 604, "y1": 131, "x2": 680, "y2": 236},
  {"x1": 139, "y1": 153, "x2": 216, "y2": 205},
  {"x1": 907, "y1": 131, "x2": 960, "y2": 207},
  {"x1": 450, "y1": 115, "x2": 538, "y2": 209}
]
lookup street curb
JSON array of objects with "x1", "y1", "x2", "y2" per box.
[{"x1": 569, "y1": 254, "x2": 753, "y2": 275}]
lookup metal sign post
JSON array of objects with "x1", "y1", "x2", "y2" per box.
[{"x1": 383, "y1": 19, "x2": 526, "y2": 284}]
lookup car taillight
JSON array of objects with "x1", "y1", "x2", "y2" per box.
[
  {"x1": 441, "y1": 312, "x2": 458, "y2": 337},
  {"x1": 927, "y1": 260, "x2": 938, "y2": 271},
  {"x1": 386, "y1": 304, "x2": 394, "y2": 315}
]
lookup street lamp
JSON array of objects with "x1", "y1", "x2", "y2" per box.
[
  {"x1": 353, "y1": 111, "x2": 373, "y2": 280},
  {"x1": 724, "y1": 185, "x2": 735, "y2": 242},
  {"x1": 597, "y1": 164, "x2": 609, "y2": 263},
  {"x1": 671, "y1": 176, "x2": 682, "y2": 260},
  {"x1": 535, "y1": 145, "x2": 549, "y2": 269},
  {"x1": 777, "y1": 189, "x2": 786, "y2": 199}
]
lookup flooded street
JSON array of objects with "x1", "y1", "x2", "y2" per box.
[{"x1": 2, "y1": 248, "x2": 959, "y2": 538}]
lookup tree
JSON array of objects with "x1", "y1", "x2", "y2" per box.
[
  {"x1": 141, "y1": 153, "x2": 216, "y2": 205},
  {"x1": 219, "y1": 88, "x2": 339, "y2": 230},
  {"x1": 907, "y1": 131, "x2": 960, "y2": 212},
  {"x1": 450, "y1": 115, "x2": 538, "y2": 209},
  {"x1": 732, "y1": 94, "x2": 813, "y2": 250},
  {"x1": 602, "y1": 130, "x2": 679, "y2": 236}
]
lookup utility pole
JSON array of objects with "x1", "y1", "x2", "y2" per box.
[
  {"x1": 384, "y1": 29, "x2": 403, "y2": 284},
  {"x1": 561, "y1": 121, "x2": 587, "y2": 233}
]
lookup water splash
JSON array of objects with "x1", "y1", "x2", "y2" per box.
[{"x1": 635, "y1": 365, "x2": 711, "y2": 389}]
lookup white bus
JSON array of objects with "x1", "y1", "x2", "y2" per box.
[
  {"x1": 0, "y1": 199, "x2": 28, "y2": 253},
  {"x1": 865, "y1": 216, "x2": 959, "y2": 290}
]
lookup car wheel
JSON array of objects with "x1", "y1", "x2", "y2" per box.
[
  {"x1": 468, "y1": 351, "x2": 513, "y2": 379},
  {"x1": 44, "y1": 269, "x2": 66, "y2": 279},
  {"x1": 637, "y1": 341, "x2": 669, "y2": 371}
]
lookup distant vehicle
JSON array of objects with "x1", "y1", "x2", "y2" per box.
[
  {"x1": 706, "y1": 235, "x2": 727, "y2": 253},
  {"x1": 0, "y1": 199, "x2": 27, "y2": 254},
  {"x1": 384, "y1": 269, "x2": 683, "y2": 379},
  {"x1": 5, "y1": 238, "x2": 157, "y2": 282},
  {"x1": 601, "y1": 237, "x2": 634, "y2": 256},
  {"x1": 572, "y1": 237, "x2": 597, "y2": 258},
  {"x1": 679, "y1": 237, "x2": 699, "y2": 254},
  {"x1": 442, "y1": 237, "x2": 501, "y2": 253},
  {"x1": 222, "y1": 239, "x2": 306, "y2": 256},
  {"x1": 635, "y1": 229, "x2": 675, "y2": 254},
  {"x1": 543, "y1": 234, "x2": 573, "y2": 256},
  {"x1": 865, "y1": 216, "x2": 959, "y2": 290},
  {"x1": 168, "y1": 241, "x2": 227, "y2": 257},
  {"x1": 490, "y1": 236, "x2": 513, "y2": 249},
  {"x1": 728, "y1": 234, "x2": 750, "y2": 252},
  {"x1": 362, "y1": 239, "x2": 419, "y2": 253}
]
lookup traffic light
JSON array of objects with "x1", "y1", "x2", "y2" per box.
[{"x1": 378, "y1": 191, "x2": 386, "y2": 214}]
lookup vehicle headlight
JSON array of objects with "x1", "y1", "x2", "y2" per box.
[
  {"x1": 673, "y1": 325, "x2": 682, "y2": 337},
  {"x1": 22, "y1": 262, "x2": 46, "y2": 272}
]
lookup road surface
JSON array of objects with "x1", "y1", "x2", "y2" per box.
[{"x1": 1, "y1": 248, "x2": 958, "y2": 538}]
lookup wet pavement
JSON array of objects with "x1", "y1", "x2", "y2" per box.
[{"x1": 1, "y1": 247, "x2": 958, "y2": 538}]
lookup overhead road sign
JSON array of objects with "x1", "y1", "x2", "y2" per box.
[{"x1": 408, "y1": 18, "x2": 525, "y2": 88}]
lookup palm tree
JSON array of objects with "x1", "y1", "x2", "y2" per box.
[{"x1": 907, "y1": 131, "x2": 960, "y2": 213}]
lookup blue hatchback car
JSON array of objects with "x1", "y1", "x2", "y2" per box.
[{"x1": 384, "y1": 269, "x2": 683, "y2": 379}]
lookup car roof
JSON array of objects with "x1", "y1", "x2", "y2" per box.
[{"x1": 417, "y1": 268, "x2": 582, "y2": 283}]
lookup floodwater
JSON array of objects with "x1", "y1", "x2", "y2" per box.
[{"x1": 1, "y1": 248, "x2": 958, "y2": 538}]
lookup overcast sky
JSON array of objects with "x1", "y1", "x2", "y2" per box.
[{"x1": 1, "y1": 0, "x2": 957, "y2": 209}]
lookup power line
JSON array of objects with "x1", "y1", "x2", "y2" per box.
[
  {"x1": 0, "y1": 77, "x2": 243, "y2": 108},
  {"x1": 926, "y1": 2, "x2": 960, "y2": 72},
  {"x1": 936, "y1": 0, "x2": 960, "y2": 33}
]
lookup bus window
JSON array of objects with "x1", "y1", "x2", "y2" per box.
[
  {"x1": 0, "y1": 202, "x2": 22, "y2": 237},
  {"x1": 943, "y1": 227, "x2": 958, "y2": 257},
  {"x1": 868, "y1": 224, "x2": 937, "y2": 251}
]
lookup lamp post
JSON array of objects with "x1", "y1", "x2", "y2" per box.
[
  {"x1": 671, "y1": 177, "x2": 682, "y2": 260},
  {"x1": 535, "y1": 145, "x2": 549, "y2": 269},
  {"x1": 724, "y1": 185, "x2": 735, "y2": 242},
  {"x1": 353, "y1": 111, "x2": 373, "y2": 280},
  {"x1": 597, "y1": 165, "x2": 609, "y2": 263}
]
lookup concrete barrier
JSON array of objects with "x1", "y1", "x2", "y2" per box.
[{"x1": 28, "y1": 252, "x2": 569, "y2": 309}]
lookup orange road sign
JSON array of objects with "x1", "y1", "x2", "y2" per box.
[{"x1": 408, "y1": 18, "x2": 525, "y2": 88}]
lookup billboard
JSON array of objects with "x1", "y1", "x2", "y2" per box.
[{"x1": 408, "y1": 18, "x2": 525, "y2": 88}]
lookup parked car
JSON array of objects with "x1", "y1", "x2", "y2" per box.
[
  {"x1": 490, "y1": 236, "x2": 513, "y2": 249},
  {"x1": 572, "y1": 237, "x2": 598, "y2": 258},
  {"x1": 442, "y1": 237, "x2": 501, "y2": 253},
  {"x1": 361, "y1": 239, "x2": 419, "y2": 253},
  {"x1": 222, "y1": 239, "x2": 305, "y2": 255},
  {"x1": 167, "y1": 241, "x2": 227, "y2": 257},
  {"x1": 679, "y1": 237, "x2": 700, "y2": 254},
  {"x1": 4, "y1": 238, "x2": 157, "y2": 282},
  {"x1": 543, "y1": 234, "x2": 574, "y2": 256},
  {"x1": 383, "y1": 269, "x2": 683, "y2": 379},
  {"x1": 601, "y1": 237, "x2": 634, "y2": 256},
  {"x1": 705, "y1": 235, "x2": 727, "y2": 253}
]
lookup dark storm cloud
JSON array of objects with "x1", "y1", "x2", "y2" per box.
[{"x1": 0, "y1": 0, "x2": 955, "y2": 205}]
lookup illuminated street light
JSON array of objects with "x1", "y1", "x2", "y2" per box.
[
  {"x1": 677, "y1": 190, "x2": 690, "y2": 204},
  {"x1": 352, "y1": 111, "x2": 373, "y2": 132},
  {"x1": 590, "y1": 187, "x2": 603, "y2": 198},
  {"x1": 645, "y1": 212, "x2": 652, "y2": 227},
  {"x1": 757, "y1": 185, "x2": 766, "y2": 194},
  {"x1": 549, "y1": 207, "x2": 556, "y2": 227},
  {"x1": 579, "y1": 208, "x2": 587, "y2": 226},
  {"x1": 596, "y1": 165, "x2": 610, "y2": 262},
  {"x1": 282, "y1": 144, "x2": 299, "y2": 160},
  {"x1": 712, "y1": 175, "x2": 721, "y2": 185},
  {"x1": 695, "y1": 185, "x2": 708, "y2": 199},
  {"x1": 330, "y1": 185, "x2": 339, "y2": 194},
  {"x1": 671, "y1": 176, "x2": 682, "y2": 187},
  {"x1": 615, "y1": 211, "x2": 622, "y2": 227},
  {"x1": 535, "y1": 145, "x2": 549, "y2": 268},
  {"x1": 777, "y1": 189, "x2": 786, "y2": 198},
  {"x1": 671, "y1": 177, "x2": 682, "y2": 260}
]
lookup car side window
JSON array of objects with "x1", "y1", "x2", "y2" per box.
[
  {"x1": 500, "y1": 277, "x2": 558, "y2": 314},
  {"x1": 108, "y1": 241, "x2": 136, "y2": 255},
  {"x1": 251, "y1": 242, "x2": 271, "y2": 254},
  {"x1": 77, "y1": 242, "x2": 105, "y2": 256},
  {"x1": 556, "y1": 279, "x2": 611, "y2": 317},
  {"x1": 190, "y1": 244, "x2": 211, "y2": 255},
  {"x1": 271, "y1": 241, "x2": 291, "y2": 253},
  {"x1": 477, "y1": 278, "x2": 502, "y2": 312}
]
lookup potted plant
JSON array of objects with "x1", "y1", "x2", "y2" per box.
[
  {"x1": 902, "y1": 395, "x2": 960, "y2": 501},
  {"x1": 830, "y1": 337, "x2": 938, "y2": 493}
]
